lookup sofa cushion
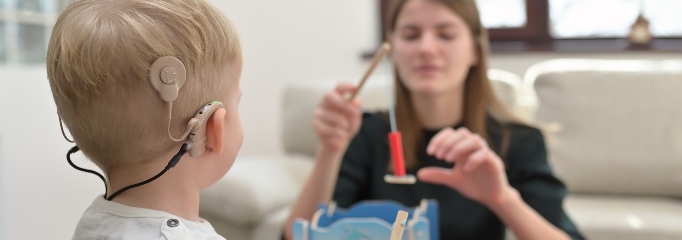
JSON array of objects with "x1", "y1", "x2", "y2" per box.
[
  {"x1": 252, "y1": 206, "x2": 291, "y2": 240},
  {"x1": 282, "y1": 69, "x2": 525, "y2": 157},
  {"x1": 282, "y1": 77, "x2": 389, "y2": 158},
  {"x1": 488, "y1": 68, "x2": 526, "y2": 118},
  {"x1": 200, "y1": 156, "x2": 313, "y2": 226},
  {"x1": 565, "y1": 195, "x2": 682, "y2": 240},
  {"x1": 528, "y1": 59, "x2": 682, "y2": 197}
]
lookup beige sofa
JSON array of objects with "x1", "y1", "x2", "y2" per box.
[
  {"x1": 524, "y1": 59, "x2": 682, "y2": 240},
  {"x1": 200, "y1": 61, "x2": 682, "y2": 240}
]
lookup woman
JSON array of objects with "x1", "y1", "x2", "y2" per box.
[{"x1": 284, "y1": 0, "x2": 583, "y2": 239}]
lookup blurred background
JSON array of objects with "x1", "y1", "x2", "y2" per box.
[{"x1": 1, "y1": 0, "x2": 681, "y2": 239}]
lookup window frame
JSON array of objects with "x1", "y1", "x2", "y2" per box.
[
  {"x1": 372, "y1": 0, "x2": 682, "y2": 54},
  {"x1": 0, "y1": 0, "x2": 67, "y2": 65}
]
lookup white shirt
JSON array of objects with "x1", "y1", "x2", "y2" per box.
[{"x1": 72, "y1": 195, "x2": 226, "y2": 240}]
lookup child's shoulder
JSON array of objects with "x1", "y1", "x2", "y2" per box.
[{"x1": 72, "y1": 196, "x2": 226, "y2": 240}]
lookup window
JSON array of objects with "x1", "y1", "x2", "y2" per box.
[
  {"x1": 477, "y1": 0, "x2": 527, "y2": 29},
  {"x1": 0, "y1": 0, "x2": 69, "y2": 65},
  {"x1": 376, "y1": 0, "x2": 682, "y2": 52},
  {"x1": 550, "y1": 0, "x2": 682, "y2": 38}
]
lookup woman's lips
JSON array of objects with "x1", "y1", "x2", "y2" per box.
[{"x1": 416, "y1": 65, "x2": 439, "y2": 77}]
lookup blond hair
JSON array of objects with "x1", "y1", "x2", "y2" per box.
[{"x1": 47, "y1": 0, "x2": 242, "y2": 172}]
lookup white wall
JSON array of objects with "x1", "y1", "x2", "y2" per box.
[
  {"x1": 211, "y1": 0, "x2": 380, "y2": 157},
  {"x1": 0, "y1": 67, "x2": 103, "y2": 240}
]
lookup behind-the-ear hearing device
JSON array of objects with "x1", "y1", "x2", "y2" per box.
[
  {"x1": 65, "y1": 56, "x2": 225, "y2": 201},
  {"x1": 148, "y1": 57, "x2": 225, "y2": 150},
  {"x1": 187, "y1": 100, "x2": 223, "y2": 157}
]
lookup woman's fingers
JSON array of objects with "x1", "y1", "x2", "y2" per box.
[
  {"x1": 315, "y1": 108, "x2": 349, "y2": 129},
  {"x1": 314, "y1": 82, "x2": 364, "y2": 151},
  {"x1": 463, "y1": 148, "x2": 489, "y2": 172},
  {"x1": 443, "y1": 133, "x2": 484, "y2": 163},
  {"x1": 427, "y1": 128, "x2": 457, "y2": 156},
  {"x1": 428, "y1": 128, "x2": 469, "y2": 160},
  {"x1": 428, "y1": 128, "x2": 496, "y2": 173}
]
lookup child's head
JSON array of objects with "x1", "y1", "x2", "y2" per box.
[{"x1": 47, "y1": 0, "x2": 243, "y2": 183}]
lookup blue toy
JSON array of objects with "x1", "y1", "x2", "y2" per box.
[{"x1": 292, "y1": 199, "x2": 438, "y2": 240}]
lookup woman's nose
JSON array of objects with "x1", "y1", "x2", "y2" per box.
[{"x1": 417, "y1": 33, "x2": 438, "y2": 57}]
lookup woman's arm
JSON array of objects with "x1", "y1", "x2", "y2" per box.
[
  {"x1": 505, "y1": 126, "x2": 584, "y2": 240},
  {"x1": 417, "y1": 127, "x2": 572, "y2": 240},
  {"x1": 490, "y1": 189, "x2": 571, "y2": 240},
  {"x1": 283, "y1": 83, "x2": 363, "y2": 240},
  {"x1": 284, "y1": 147, "x2": 346, "y2": 240}
]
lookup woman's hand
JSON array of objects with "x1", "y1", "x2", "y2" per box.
[
  {"x1": 417, "y1": 127, "x2": 515, "y2": 208},
  {"x1": 314, "y1": 82, "x2": 362, "y2": 153}
]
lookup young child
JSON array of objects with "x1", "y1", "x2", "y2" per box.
[{"x1": 47, "y1": 0, "x2": 243, "y2": 239}]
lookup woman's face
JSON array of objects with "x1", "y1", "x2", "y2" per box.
[{"x1": 391, "y1": 0, "x2": 478, "y2": 96}]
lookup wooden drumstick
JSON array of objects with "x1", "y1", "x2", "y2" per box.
[{"x1": 348, "y1": 42, "x2": 391, "y2": 101}]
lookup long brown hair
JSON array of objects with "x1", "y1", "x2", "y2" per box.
[{"x1": 387, "y1": 0, "x2": 521, "y2": 170}]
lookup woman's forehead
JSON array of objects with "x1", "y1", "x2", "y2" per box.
[{"x1": 396, "y1": 0, "x2": 465, "y2": 28}]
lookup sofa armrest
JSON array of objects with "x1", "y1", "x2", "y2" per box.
[{"x1": 200, "y1": 155, "x2": 314, "y2": 226}]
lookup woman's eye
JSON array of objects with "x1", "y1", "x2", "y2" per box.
[
  {"x1": 440, "y1": 33, "x2": 456, "y2": 40},
  {"x1": 404, "y1": 35, "x2": 419, "y2": 40},
  {"x1": 401, "y1": 32, "x2": 419, "y2": 41}
]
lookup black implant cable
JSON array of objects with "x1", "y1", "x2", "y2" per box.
[
  {"x1": 66, "y1": 143, "x2": 189, "y2": 201},
  {"x1": 66, "y1": 145, "x2": 108, "y2": 197}
]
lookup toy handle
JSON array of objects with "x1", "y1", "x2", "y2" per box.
[{"x1": 388, "y1": 131, "x2": 406, "y2": 177}]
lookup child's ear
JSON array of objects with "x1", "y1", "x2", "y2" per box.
[{"x1": 205, "y1": 108, "x2": 226, "y2": 156}]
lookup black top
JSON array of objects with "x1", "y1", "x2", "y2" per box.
[{"x1": 332, "y1": 112, "x2": 584, "y2": 240}]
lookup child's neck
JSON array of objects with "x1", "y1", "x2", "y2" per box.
[{"x1": 106, "y1": 154, "x2": 202, "y2": 222}]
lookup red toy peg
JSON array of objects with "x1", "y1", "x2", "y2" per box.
[{"x1": 388, "y1": 131, "x2": 406, "y2": 177}]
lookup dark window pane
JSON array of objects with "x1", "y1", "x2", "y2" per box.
[
  {"x1": 59, "y1": 0, "x2": 70, "y2": 11},
  {"x1": 16, "y1": 0, "x2": 45, "y2": 13},
  {"x1": 17, "y1": 23, "x2": 46, "y2": 64},
  {"x1": 0, "y1": 23, "x2": 6, "y2": 63}
]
